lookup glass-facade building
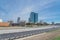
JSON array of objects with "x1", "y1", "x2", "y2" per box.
[
  {"x1": 17, "y1": 17, "x2": 20, "y2": 23},
  {"x1": 29, "y1": 12, "x2": 38, "y2": 23}
]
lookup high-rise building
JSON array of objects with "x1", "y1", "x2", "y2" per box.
[
  {"x1": 17, "y1": 17, "x2": 20, "y2": 23},
  {"x1": 29, "y1": 12, "x2": 38, "y2": 23},
  {"x1": 52, "y1": 22, "x2": 54, "y2": 25}
]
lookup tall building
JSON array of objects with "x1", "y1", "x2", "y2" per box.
[
  {"x1": 52, "y1": 22, "x2": 54, "y2": 25},
  {"x1": 29, "y1": 12, "x2": 38, "y2": 23},
  {"x1": 17, "y1": 17, "x2": 20, "y2": 23}
]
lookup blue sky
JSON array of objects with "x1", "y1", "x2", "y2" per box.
[{"x1": 0, "y1": 0, "x2": 60, "y2": 23}]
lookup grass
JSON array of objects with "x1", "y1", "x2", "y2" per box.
[{"x1": 52, "y1": 36, "x2": 60, "y2": 40}]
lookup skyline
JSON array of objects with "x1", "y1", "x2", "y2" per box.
[{"x1": 0, "y1": 0, "x2": 60, "y2": 23}]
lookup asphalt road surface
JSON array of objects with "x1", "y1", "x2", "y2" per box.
[{"x1": 0, "y1": 25, "x2": 60, "y2": 40}]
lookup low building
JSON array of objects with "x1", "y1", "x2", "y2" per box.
[
  {"x1": 55, "y1": 23, "x2": 60, "y2": 25},
  {"x1": 0, "y1": 19, "x2": 10, "y2": 27},
  {"x1": 20, "y1": 21, "x2": 26, "y2": 26},
  {"x1": 0, "y1": 22, "x2": 10, "y2": 27},
  {"x1": 12, "y1": 23, "x2": 19, "y2": 26},
  {"x1": 8, "y1": 20, "x2": 13, "y2": 26},
  {"x1": 11, "y1": 21, "x2": 26, "y2": 26}
]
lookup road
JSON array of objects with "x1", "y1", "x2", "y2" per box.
[{"x1": 0, "y1": 25, "x2": 60, "y2": 40}]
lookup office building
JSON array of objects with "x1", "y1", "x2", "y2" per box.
[
  {"x1": 29, "y1": 12, "x2": 38, "y2": 23},
  {"x1": 17, "y1": 17, "x2": 20, "y2": 23},
  {"x1": 52, "y1": 22, "x2": 54, "y2": 25}
]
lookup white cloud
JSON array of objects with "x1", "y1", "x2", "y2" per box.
[
  {"x1": 15, "y1": 6, "x2": 35, "y2": 21},
  {"x1": 16, "y1": 0, "x2": 56, "y2": 22},
  {"x1": 0, "y1": 19, "x2": 3, "y2": 22},
  {"x1": 33, "y1": 0, "x2": 55, "y2": 12},
  {"x1": 2, "y1": 0, "x2": 56, "y2": 22},
  {"x1": 7, "y1": 6, "x2": 35, "y2": 22},
  {"x1": 20, "y1": 6, "x2": 34, "y2": 15},
  {"x1": 39, "y1": 16, "x2": 56, "y2": 21}
]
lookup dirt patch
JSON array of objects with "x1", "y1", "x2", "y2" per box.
[{"x1": 16, "y1": 29, "x2": 60, "y2": 40}]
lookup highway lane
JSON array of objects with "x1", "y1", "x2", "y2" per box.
[{"x1": 0, "y1": 25, "x2": 60, "y2": 40}]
